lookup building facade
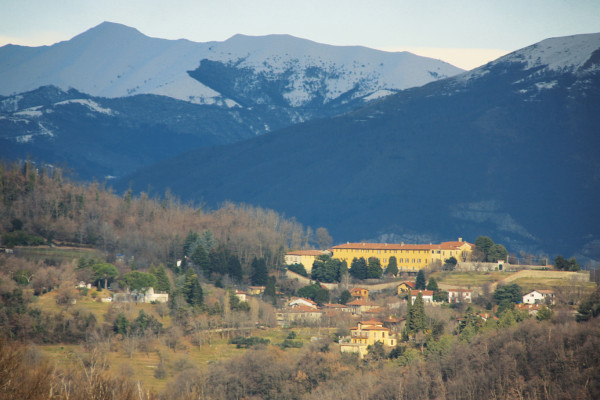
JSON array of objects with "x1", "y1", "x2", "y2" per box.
[
  {"x1": 330, "y1": 238, "x2": 473, "y2": 272},
  {"x1": 284, "y1": 250, "x2": 330, "y2": 274},
  {"x1": 340, "y1": 319, "x2": 398, "y2": 358}
]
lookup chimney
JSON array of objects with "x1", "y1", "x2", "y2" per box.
[
  {"x1": 401, "y1": 242, "x2": 404, "y2": 246},
  {"x1": 459, "y1": 237, "x2": 463, "y2": 242}
]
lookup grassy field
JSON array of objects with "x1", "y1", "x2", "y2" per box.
[
  {"x1": 433, "y1": 271, "x2": 511, "y2": 287},
  {"x1": 14, "y1": 245, "x2": 100, "y2": 264},
  {"x1": 506, "y1": 276, "x2": 596, "y2": 294}
]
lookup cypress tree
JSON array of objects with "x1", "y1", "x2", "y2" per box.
[
  {"x1": 251, "y1": 257, "x2": 268, "y2": 286},
  {"x1": 183, "y1": 270, "x2": 203, "y2": 306},
  {"x1": 386, "y1": 256, "x2": 398, "y2": 276},
  {"x1": 426, "y1": 277, "x2": 438, "y2": 291},
  {"x1": 409, "y1": 292, "x2": 427, "y2": 333},
  {"x1": 415, "y1": 269, "x2": 426, "y2": 290}
]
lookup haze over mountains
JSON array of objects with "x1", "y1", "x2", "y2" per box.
[
  {"x1": 120, "y1": 33, "x2": 600, "y2": 262},
  {"x1": 1, "y1": 23, "x2": 599, "y2": 261},
  {"x1": 0, "y1": 22, "x2": 461, "y2": 179}
]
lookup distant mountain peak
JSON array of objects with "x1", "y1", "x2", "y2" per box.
[{"x1": 493, "y1": 32, "x2": 600, "y2": 73}]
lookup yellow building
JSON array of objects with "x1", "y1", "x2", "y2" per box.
[
  {"x1": 350, "y1": 287, "x2": 369, "y2": 300},
  {"x1": 330, "y1": 238, "x2": 473, "y2": 273},
  {"x1": 285, "y1": 250, "x2": 329, "y2": 274},
  {"x1": 340, "y1": 319, "x2": 398, "y2": 358}
]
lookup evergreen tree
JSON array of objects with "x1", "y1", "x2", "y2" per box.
[
  {"x1": 287, "y1": 263, "x2": 308, "y2": 277},
  {"x1": 114, "y1": 313, "x2": 129, "y2": 335},
  {"x1": 349, "y1": 257, "x2": 368, "y2": 280},
  {"x1": 475, "y1": 236, "x2": 495, "y2": 261},
  {"x1": 151, "y1": 265, "x2": 171, "y2": 293},
  {"x1": 426, "y1": 277, "x2": 439, "y2": 291},
  {"x1": 250, "y1": 257, "x2": 268, "y2": 286},
  {"x1": 183, "y1": 270, "x2": 203, "y2": 306},
  {"x1": 208, "y1": 245, "x2": 229, "y2": 276},
  {"x1": 199, "y1": 230, "x2": 216, "y2": 252},
  {"x1": 339, "y1": 289, "x2": 351, "y2": 305},
  {"x1": 405, "y1": 290, "x2": 413, "y2": 329},
  {"x1": 311, "y1": 256, "x2": 345, "y2": 283},
  {"x1": 227, "y1": 255, "x2": 243, "y2": 282},
  {"x1": 264, "y1": 276, "x2": 277, "y2": 304},
  {"x1": 386, "y1": 256, "x2": 398, "y2": 276},
  {"x1": 367, "y1": 257, "x2": 383, "y2": 279},
  {"x1": 91, "y1": 263, "x2": 119, "y2": 289},
  {"x1": 121, "y1": 271, "x2": 157, "y2": 292},
  {"x1": 183, "y1": 230, "x2": 200, "y2": 256},
  {"x1": 408, "y1": 292, "x2": 427, "y2": 333},
  {"x1": 554, "y1": 255, "x2": 581, "y2": 271},
  {"x1": 415, "y1": 269, "x2": 426, "y2": 290},
  {"x1": 488, "y1": 244, "x2": 508, "y2": 262},
  {"x1": 191, "y1": 245, "x2": 210, "y2": 276}
]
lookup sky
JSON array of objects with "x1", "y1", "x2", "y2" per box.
[{"x1": 1, "y1": 0, "x2": 600, "y2": 70}]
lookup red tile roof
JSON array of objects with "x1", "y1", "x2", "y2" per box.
[
  {"x1": 286, "y1": 305, "x2": 324, "y2": 313},
  {"x1": 332, "y1": 240, "x2": 473, "y2": 251},
  {"x1": 411, "y1": 290, "x2": 434, "y2": 296},
  {"x1": 347, "y1": 298, "x2": 376, "y2": 306}
]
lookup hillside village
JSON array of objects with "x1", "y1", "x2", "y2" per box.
[
  {"x1": 53, "y1": 236, "x2": 591, "y2": 360},
  {"x1": 1, "y1": 163, "x2": 598, "y2": 399}
]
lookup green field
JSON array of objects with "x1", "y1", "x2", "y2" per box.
[
  {"x1": 433, "y1": 271, "x2": 511, "y2": 287},
  {"x1": 14, "y1": 245, "x2": 100, "y2": 264}
]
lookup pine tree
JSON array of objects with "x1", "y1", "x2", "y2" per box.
[
  {"x1": 191, "y1": 245, "x2": 211, "y2": 276},
  {"x1": 183, "y1": 230, "x2": 200, "y2": 256}
]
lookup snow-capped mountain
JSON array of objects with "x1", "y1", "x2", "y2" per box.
[
  {"x1": 118, "y1": 32, "x2": 600, "y2": 260},
  {"x1": 0, "y1": 21, "x2": 463, "y2": 179},
  {"x1": 0, "y1": 21, "x2": 462, "y2": 106}
]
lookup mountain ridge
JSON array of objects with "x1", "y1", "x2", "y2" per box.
[{"x1": 118, "y1": 32, "x2": 600, "y2": 261}]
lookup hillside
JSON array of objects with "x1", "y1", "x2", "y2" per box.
[{"x1": 120, "y1": 33, "x2": 600, "y2": 260}]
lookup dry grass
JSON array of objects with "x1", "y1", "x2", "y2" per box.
[
  {"x1": 433, "y1": 271, "x2": 511, "y2": 287},
  {"x1": 14, "y1": 246, "x2": 100, "y2": 263}
]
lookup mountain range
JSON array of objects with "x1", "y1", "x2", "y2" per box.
[
  {"x1": 1, "y1": 23, "x2": 599, "y2": 261},
  {"x1": 119, "y1": 33, "x2": 600, "y2": 262},
  {"x1": 0, "y1": 22, "x2": 461, "y2": 179}
]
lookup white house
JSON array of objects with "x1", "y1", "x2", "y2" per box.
[
  {"x1": 447, "y1": 289, "x2": 472, "y2": 303},
  {"x1": 523, "y1": 290, "x2": 555, "y2": 305},
  {"x1": 410, "y1": 290, "x2": 434, "y2": 303},
  {"x1": 234, "y1": 290, "x2": 248, "y2": 302},
  {"x1": 289, "y1": 297, "x2": 318, "y2": 309}
]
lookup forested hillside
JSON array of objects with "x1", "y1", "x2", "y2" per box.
[{"x1": 0, "y1": 161, "x2": 313, "y2": 268}]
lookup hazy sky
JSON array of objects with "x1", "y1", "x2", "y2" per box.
[{"x1": 1, "y1": 0, "x2": 599, "y2": 70}]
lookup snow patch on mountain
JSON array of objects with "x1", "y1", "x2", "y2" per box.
[
  {"x1": 500, "y1": 33, "x2": 600, "y2": 73},
  {"x1": 55, "y1": 99, "x2": 116, "y2": 115},
  {"x1": 14, "y1": 106, "x2": 43, "y2": 118},
  {"x1": 363, "y1": 89, "x2": 396, "y2": 101}
]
